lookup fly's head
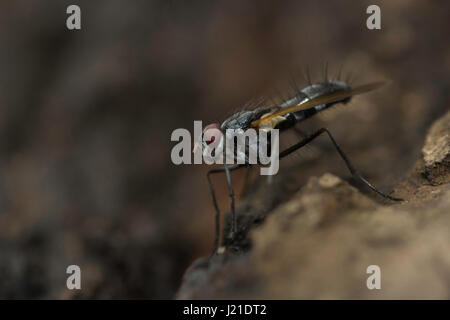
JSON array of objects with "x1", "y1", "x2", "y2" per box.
[
  {"x1": 193, "y1": 123, "x2": 224, "y2": 160},
  {"x1": 202, "y1": 123, "x2": 223, "y2": 148}
]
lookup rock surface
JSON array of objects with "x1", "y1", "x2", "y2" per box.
[
  {"x1": 422, "y1": 111, "x2": 450, "y2": 185},
  {"x1": 176, "y1": 111, "x2": 450, "y2": 299}
]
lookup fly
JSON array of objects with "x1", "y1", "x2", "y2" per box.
[{"x1": 197, "y1": 79, "x2": 403, "y2": 255}]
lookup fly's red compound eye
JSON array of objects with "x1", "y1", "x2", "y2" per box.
[
  {"x1": 203, "y1": 123, "x2": 222, "y2": 147},
  {"x1": 205, "y1": 136, "x2": 215, "y2": 145}
]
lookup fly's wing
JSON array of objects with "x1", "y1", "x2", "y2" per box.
[{"x1": 251, "y1": 82, "x2": 385, "y2": 128}]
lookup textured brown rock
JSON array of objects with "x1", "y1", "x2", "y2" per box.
[
  {"x1": 176, "y1": 111, "x2": 450, "y2": 299},
  {"x1": 422, "y1": 111, "x2": 450, "y2": 185}
]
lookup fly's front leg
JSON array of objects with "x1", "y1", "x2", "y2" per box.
[
  {"x1": 224, "y1": 166, "x2": 236, "y2": 241},
  {"x1": 206, "y1": 164, "x2": 245, "y2": 256},
  {"x1": 206, "y1": 169, "x2": 222, "y2": 256}
]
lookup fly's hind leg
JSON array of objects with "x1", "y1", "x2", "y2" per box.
[{"x1": 279, "y1": 128, "x2": 403, "y2": 201}]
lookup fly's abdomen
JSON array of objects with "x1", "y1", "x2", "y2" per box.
[{"x1": 280, "y1": 80, "x2": 351, "y2": 121}]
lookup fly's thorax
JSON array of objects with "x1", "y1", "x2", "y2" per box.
[
  {"x1": 219, "y1": 127, "x2": 277, "y2": 165},
  {"x1": 220, "y1": 107, "x2": 273, "y2": 131}
]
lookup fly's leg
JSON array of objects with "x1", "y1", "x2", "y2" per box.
[
  {"x1": 206, "y1": 164, "x2": 246, "y2": 256},
  {"x1": 224, "y1": 166, "x2": 236, "y2": 240},
  {"x1": 280, "y1": 128, "x2": 403, "y2": 201},
  {"x1": 206, "y1": 169, "x2": 221, "y2": 256}
]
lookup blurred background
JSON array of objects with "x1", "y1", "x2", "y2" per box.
[{"x1": 0, "y1": 0, "x2": 448, "y2": 298}]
